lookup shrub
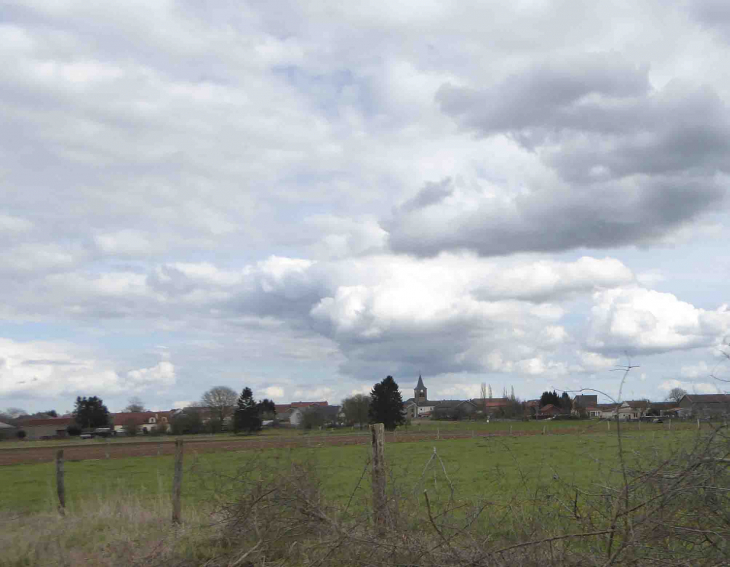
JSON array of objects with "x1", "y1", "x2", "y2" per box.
[
  {"x1": 16, "y1": 430, "x2": 26, "y2": 439},
  {"x1": 66, "y1": 424, "x2": 82, "y2": 436}
]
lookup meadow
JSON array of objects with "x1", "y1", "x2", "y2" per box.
[
  {"x1": 0, "y1": 422, "x2": 695, "y2": 514},
  {"x1": 1, "y1": 422, "x2": 724, "y2": 566}
]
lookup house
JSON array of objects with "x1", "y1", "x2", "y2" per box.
[
  {"x1": 279, "y1": 402, "x2": 329, "y2": 426},
  {"x1": 572, "y1": 395, "x2": 598, "y2": 416},
  {"x1": 0, "y1": 421, "x2": 16, "y2": 440},
  {"x1": 431, "y1": 400, "x2": 478, "y2": 420},
  {"x1": 582, "y1": 406, "x2": 602, "y2": 418},
  {"x1": 524, "y1": 399, "x2": 540, "y2": 418},
  {"x1": 16, "y1": 417, "x2": 75, "y2": 440},
  {"x1": 470, "y1": 397, "x2": 512, "y2": 417},
  {"x1": 110, "y1": 411, "x2": 173, "y2": 434},
  {"x1": 645, "y1": 401, "x2": 675, "y2": 416},
  {"x1": 597, "y1": 404, "x2": 618, "y2": 419},
  {"x1": 616, "y1": 401, "x2": 648, "y2": 420},
  {"x1": 537, "y1": 404, "x2": 563, "y2": 418},
  {"x1": 678, "y1": 394, "x2": 730, "y2": 419},
  {"x1": 277, "y1": 407, "x2": 296, "y2": 424},
  {"x1": 290, "y1": 404, "x2": 342, "y2": 428},
  {"x1": 320, "y1": 405, "x2": 344, "y2": 426}
]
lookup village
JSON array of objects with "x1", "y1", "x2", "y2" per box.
[{"x1": 2, "y1": 375, "x2": 728, "y2": 441}]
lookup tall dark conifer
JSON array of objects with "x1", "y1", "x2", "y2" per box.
[
  {"x1": 368, "y1": 376, "x2": 405, "y2": 431},
  {"x1": 234, "y1": 387, "x2": 262, "y2": 434}
]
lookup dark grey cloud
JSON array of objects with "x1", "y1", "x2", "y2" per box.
[
  {"x1": 387, "y1": 54, "x2": 730, "y2": 257},
  {"x1": 397, "y1": 179, "x2": 454, "y2": 213}
]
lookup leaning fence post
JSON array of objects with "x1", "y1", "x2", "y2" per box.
[
  {"x1": 172, "y1": 439, "x2": 184, "y2": 525},
  {"x1": 370, "y1": 423, "x2": 386, "y2": 533},
  {"x1": 56, "y1": 450, "x2": 65, "y2": 516}
]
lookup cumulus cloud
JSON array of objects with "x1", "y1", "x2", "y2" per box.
[
  {"x1": 387, "y1": 53, "x2": 730, "y2": 257},
  {"x1": 126, "y1": 361, "x2": 175, "y2": 389},
  {"x1": 0, "y1": 337, "x2": 175, "y2": 398},
  {"x1": 2, "y1": 1, "x2": 730, "y2": 410},
  {"x1": 587, "y1": 287, "x2": 730, "y2": 355},
  {"x1": 263, "y1": 386, "x2": 285, "y2": 399}
]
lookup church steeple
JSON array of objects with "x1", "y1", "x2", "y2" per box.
[{"x1": 415, "y1": 374, "x2": 427, "y2": 403}]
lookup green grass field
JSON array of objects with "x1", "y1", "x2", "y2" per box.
[
  {"x1": 0, "y1": 425, "x2": 694, "y2": 515},
  {"x1": 0, "y1": 417, "x2": 699, "y2": 450}
]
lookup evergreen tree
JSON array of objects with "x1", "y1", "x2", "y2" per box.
[
  {"x1": 560, "y1": 392, "x2": 572, "y2": 412},
  {"x1": 234, "y1": 387, "x2": 262, "y2": 434},
  {"x1": 256, "y1": 398, "x2": 276, "y2": 419},
  {"x1": 488, "y1": 384, "x2": 493, "y2": 399},
  {"x1": 539, "y1": 390, "x2": 561, "y2": 408},
  {"x1": 510, "y1": 386, "x2": 516, "y2": 401},
  {"x1": 368, "y1": 376, "x2": 405, "y2": 431},
  {"x1": 73, "y1": 396, "x2": 109, "y2": 430}
]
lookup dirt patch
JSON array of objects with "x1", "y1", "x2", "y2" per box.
[{"x1": 0, "y1": 428, "x2": 588, "y2": 466}]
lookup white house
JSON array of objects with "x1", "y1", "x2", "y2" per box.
[{"x1": 110, "y1": 411, "x2": 173, "y2": 434}]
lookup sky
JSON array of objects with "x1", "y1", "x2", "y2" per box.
[{"x1": 1, "y1": 0, "x2": 729, "y2": 414}]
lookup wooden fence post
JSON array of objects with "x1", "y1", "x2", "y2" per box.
[
  {"x1": 56, "y1": 450, "x2": 65, "y2": 516},
  {"x1": 370, "y1": 423, "x2": 386, "y2": 533},
  {"x1": 697, "y1": 418, "x2": 700, "y2": 430},
  {"x1": 172, "y1": 439, "x2": 184, "y2": 525},
  {"x1": 437, "y1": 428, "x2": 440, "y2": 440},
  {"x1": 510, "y1": 425, "x2": 513, "y2": 436}
]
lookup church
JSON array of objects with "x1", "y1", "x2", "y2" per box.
[
  {"x1": 403, "y1": 375, "x2": 436, "y2": 418},
  {"x1": 403, "y1": 375, "x2": 490, "y2": 419}
]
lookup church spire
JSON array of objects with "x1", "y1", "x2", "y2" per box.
[
  {"x1": 415, "y1": 374, "x2": 427, "y2": 403},
  {"x1": 416, "y1": 374, "x2": 425, "y2": 390}
]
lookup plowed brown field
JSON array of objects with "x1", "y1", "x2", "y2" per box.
[{"x1": 0, "y1": 428, "x2": 588, "y2": 466}]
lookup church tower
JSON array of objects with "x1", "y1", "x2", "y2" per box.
[{"x1": 415, "y1": 374, "x2": 427, "y2": 403}]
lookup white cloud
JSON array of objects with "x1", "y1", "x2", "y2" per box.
[
  {"x1": 587, "y1": 287, "x2": 730, "y2": 355},
  {"x1": 263, "y1": 386, "x2": 284, "y2": 398},
  {"x1": 2, "y1": 1, "x2": 730, "y2": 411},
  {"x1": 0, "y1": 213, "x2": 33, "y2": 233},
  {"x1": 126, "y1": 361, "x2": 175, "y2": 389},
  {"x1": 681, "y1": 361, "x2": 711, "y2": 379},
  {"x1": 0, "y1": 337, "x2": 175, "y2": 398},
  {"x1": 658, "y1": 379, "x2": 721, "y2": 395},
  {"x1": 576, "y1": 351, "x2": 620, "y2": 373}
]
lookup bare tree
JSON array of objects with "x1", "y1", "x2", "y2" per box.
[
  {"x1": 342, "y1": 394, "x2": 370, "y2": 429},
  {"x1": 666, "y1": 387, "x2": 687, "y2": 404},
  {"x1": 201, "y1": 386, "x2": 238, "y2": 426},
  {"x1": 479, "y1": 383, "x2": 487, "y2": 414},
  {"x1": 124, "y1": 396, "x2": 146, "y2": 412},
  {"x1": 4, "y1": 407, "x2": 27, "y2": 419}
]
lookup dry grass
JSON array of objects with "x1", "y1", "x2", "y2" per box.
[
  {"x1": 0, "y1": 493, "x2": 220, "y2": 567},
  {"x1": 2, "y1": 423, "x2": 728, "y2": 566}
]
